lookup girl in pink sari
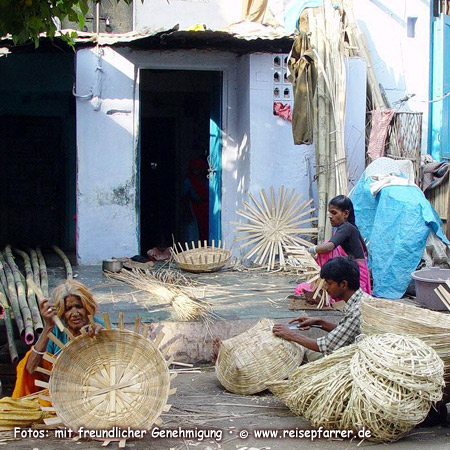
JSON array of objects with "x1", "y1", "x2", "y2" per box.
[{"x1": 295, "y1": 195, "x2": 371, "y2": 303}]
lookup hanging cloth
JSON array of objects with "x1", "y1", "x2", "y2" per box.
[{"x1": 288, "y1": 31, "x2": 317, "y2": 145}]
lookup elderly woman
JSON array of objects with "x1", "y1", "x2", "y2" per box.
[{"x1": 12, "y1": 280, "x2": 104, "y2": 398}]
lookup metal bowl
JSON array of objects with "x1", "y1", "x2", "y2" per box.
[{"x1": 102, "y1": 259, "x2": 124, "y2": 273}]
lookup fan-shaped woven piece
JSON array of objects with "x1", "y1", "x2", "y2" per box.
[
  {"x1": 232, "y1": 186, "x2": 317, "y2": 270},
  {"x1": 215, "y1": 318, "x2": 303, "y2": 395},
  {"x1": 361, "y1": 297, "x2": 450, "y2": 377},
  {"x1": 49, "y1": 329, "x2": 171, "y2": 430},
  {"x1": 267, "y1": 334, "x2": 444, "y2": 443},
  {"x1": 171, "y1": 241, "x2": 230, "y2": 273}
]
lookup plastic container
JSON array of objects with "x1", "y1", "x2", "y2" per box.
[{"x1": 411, "y1": 268, "x2": 450, "y2": 311}]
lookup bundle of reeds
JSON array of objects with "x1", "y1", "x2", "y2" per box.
[
  {"x1": 0, "y1": 291, "x2": 18, "y2": 363},
  {"x1": 232, "y1": 186, "x2": 317, "y2": 271},
  {"x1": 3, "y1": 247, "x2": 33, "y2": 344},
  {"x1": 307, "y1": 2, "x2": 349, "y2": 241},
  {"x1": 14, "y1": 249, "x2": 43, "y2": 334},
  {"x1": 105, "y1": 268, "x2": 210, "y2": 322}
]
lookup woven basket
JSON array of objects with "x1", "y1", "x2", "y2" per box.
[
  {"x1": 215, "y1": 318, "x2": 303, "y2": 395},
  {"x1": 361, "y1": 298, "x2": 450, "y2": 377},
  {"x1": 49, "y1": 329, "x2": 170, "y2": 430},
  {"x1": 172, "y1": 247, "x2": 231, "y2": 273}
]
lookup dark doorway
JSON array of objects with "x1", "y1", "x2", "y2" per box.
[
  {"x1": 0, "y1": 116, "x2": 68, "y2": 248},
  {"x1": 0, "y1": 53, "x2": 76, "y2": 252},
  {"x1": 139, "y1": 70, "x2": 222, "y2": 254}
]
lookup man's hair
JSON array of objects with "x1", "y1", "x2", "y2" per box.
[{"x1": 320, "y1": 256, "x2": 360, "y2": 291}]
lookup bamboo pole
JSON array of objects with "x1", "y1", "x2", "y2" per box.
[
  {"x1": 15, "y1": 249, "x2": 44, "y2": 333},
  {"x1": 36, "y1": 247, "x2": 48, "y2": 297},
  {"x1": 27, "y1": 278, "x2": 65, "y2": 333},
  {"x1": 4, "y1": 246, "x2": 34, "y2": 344},
  {"x1": 52, "y1": 245, "x2": 73, "y2": 280},
  {"x1": 0, "y1": 253, "x2": 25, "y2": 339},
  {"x1": 311, "y1": 8, "x2": 329, "y2": 243},
  {"x1": 29, "y1": 248, "x2": 42, "y2": 294},
  {"x1": 0, "y1": 292, "x2": 18, "y2": 363}
]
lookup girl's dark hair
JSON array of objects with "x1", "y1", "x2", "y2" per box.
[
  {"x1": 320, "y1": 256, "x2": 360, "y2": 291},
  {"x1": 329, "y1": 195, "x2": 355, "y2": 225}
]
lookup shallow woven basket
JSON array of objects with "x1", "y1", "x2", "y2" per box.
[
  {"x1": 172, "y1": 247, "x2": 231, "y2": 273},
  {"x1": 361, "y1": 297, "x2": 450, "y2": 377},
  {"x1": 215, "y1": 318, "x2": 303, "y2": 395},
  {"x1": 49, "y1": 329, "x2": 171, "y2": 430}
]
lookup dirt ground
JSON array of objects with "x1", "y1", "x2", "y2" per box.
[{"x1": 2, "y1": 370, "x2": 449, "y2": 449}]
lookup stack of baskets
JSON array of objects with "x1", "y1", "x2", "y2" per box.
[
  {"x1": 361, "y1": 298, "x2": 450, "y2": 380},
  {"x1": 171, "y1": 241, "x2": 231, "y2": 273},
  {"x1": 215, "y1": 318, "x2": 303, "y2": 394},
  {"x1": 267, "y1": 334, "x2": 444, "y2": 442}
]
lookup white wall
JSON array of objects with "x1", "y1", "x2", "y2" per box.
[
  {"x1": 76, "y1": 47, "x2": 139, "y2": 264},
  {"x1": 134, "y1": 0, "x2": 241, "y2": 31},
  {"x1": 353, "y1": 0, "x2": 430, "y2": 151},
  {"x1": 248, "y1": 53, "x2": 316, "y2": 202},
  {"x1": 76, "y1": 47, "x2": 246, "y2": 262},
  {"x1": 345, "y1": 57, "x2": 367, "y2": 189}
]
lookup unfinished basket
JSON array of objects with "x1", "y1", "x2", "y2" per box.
[
  {"x1": 171, "y1": 241, "x2": 230, "y2": 273},
  {"x1": 268, "y1": 334, "x2": 444, "y2": 443},
  {"x1": 232, "y1": 186, "x2": 318, "y2": 271},
  {"x1": 361, "y1": 297, "x2": 450, "y2": 378},
  {"x1": 215, "y1": 318, "x2": 303, "y2": 395},
  {"x1": 35, "y1": 319, "x2": 175, "y2": 435}
]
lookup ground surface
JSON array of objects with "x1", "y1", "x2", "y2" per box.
[
  {"x1": 1, "y1": 262, "x2": 448, "y2": 449},
  {"x1": 2, "y1": 370, "x2": 449, "y2": 449}
]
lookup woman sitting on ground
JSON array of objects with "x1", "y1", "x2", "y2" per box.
[
  {"x1": 12, "y1": 280, "x2": 104, "y2": 398},
  {"x1": 296, "y1": 195, "x2": 372, "y2": 302}
]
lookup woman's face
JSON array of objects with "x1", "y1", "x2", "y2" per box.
[
  {"x1": 64, "y1": 295, "x2": 89, "y2": 332},
  {"x1": 328, "y1": 205, "x2": 349, "y2": 227}
]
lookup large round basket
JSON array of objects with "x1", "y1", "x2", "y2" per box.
[
  {"x1": 361, "y1": 297, "x2": 450, "y2": 378},
  {"x1": 172, "y1": 247, "x2": 231, "y2": 273},
  {"x1": 49, "y1": 329, "x2": 171, "y2": 431},
  {"x1": 215, "y1": 318, "x2": 303, "y2": 395}
]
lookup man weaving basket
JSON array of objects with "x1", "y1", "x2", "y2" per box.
[{"x1": 273, "y1": 256, "x2": 371, "y2": 362}]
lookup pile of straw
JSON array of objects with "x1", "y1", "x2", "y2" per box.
[
  {"x1": 267, "y1": 334, "x2": 444, "y2": 442},
  {"x1": 215, "y1": 318, "x2": 303, "y2": 395},
  {"x1": 105, "y1": 268, "x2": 210, "y2": 322},
  {"x1": 361, "y1": 297, "x2": 450, "y2": 379}
]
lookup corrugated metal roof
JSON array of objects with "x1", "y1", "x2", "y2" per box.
[{"x1": 1, "y1": 23, "x2": 294, "y2": 53}]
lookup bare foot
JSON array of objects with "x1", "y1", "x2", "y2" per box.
[{"x1": 211, "y1": 337, "x2": 222, "y2": 364}]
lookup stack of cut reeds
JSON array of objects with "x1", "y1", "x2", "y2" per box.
[{"x1": 0, "y1": 245, "x2": 73, "y2": 363}]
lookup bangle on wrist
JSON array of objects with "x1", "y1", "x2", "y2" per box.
[{"x1": 31, "y1": 345, "x2": 45, "y2": 355}]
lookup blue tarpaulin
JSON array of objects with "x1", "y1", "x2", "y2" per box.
[{"x1": 350, "y1": 176, "x2": 449, "y2": 298}]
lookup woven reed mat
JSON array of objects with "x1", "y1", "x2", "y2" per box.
[
  {"x1": 49, "y1": 329, "x2": 171, "y2": 431},
  {"x1": 215, "y1": 318, "x2": 303, "y2": 395}
]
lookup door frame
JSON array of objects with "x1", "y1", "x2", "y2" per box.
[{"x1": 131, "y1": 51, "x2": 236, "y2": 248}]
